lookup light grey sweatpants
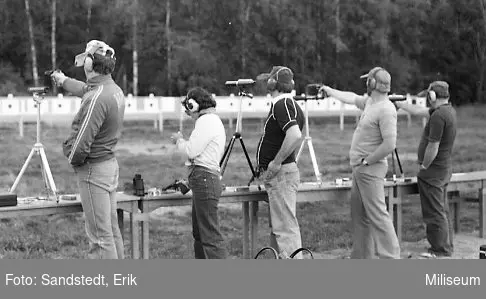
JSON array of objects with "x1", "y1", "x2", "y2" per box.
[{"x1": 350, "y1": 162, "x2": 400, "y2": 259}]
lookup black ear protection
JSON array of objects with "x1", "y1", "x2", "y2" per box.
[
  {"x1": 267, "y1": 67, "x2": 295, "y2": 91},
  {"x1": 182, "y1": 97, "x2": 199, "y2": 113}
]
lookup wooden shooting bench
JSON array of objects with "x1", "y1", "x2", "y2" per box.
[
  {"x1": 0, "y1": 193, "x2": 140, "y2": 258},
  {"x1": 119, "y1": 182, "x2": 352, "y2": 259},
  {"x1": 126, "y1": 171, "x2": 486, "y2": 259},
  {"x1": 0, "y1": 171, "x2": 484, "y2": 259}
]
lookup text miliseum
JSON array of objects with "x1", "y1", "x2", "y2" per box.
[{"x1": 425, "y1": 274, "x2": 480, "y2": 286}]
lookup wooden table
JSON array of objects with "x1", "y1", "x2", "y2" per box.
[
  {"x1": 123, "y1": 182, "x2": 352, "y2": 259},
  {"x1": 127, "y1": 171, "x2": 486, "y2": 259},
  {"x1": 1, "y1": 171, "x2": 484, "y2": 259},
  {"x1": 0, "y1": 193, "x2": 140, "y2": 258}
]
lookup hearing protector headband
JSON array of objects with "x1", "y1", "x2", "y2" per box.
[
  {"x1": 267, "y1": 67, "x2": 295, "y2": 91},
  {"x1": 182, "y1": 96, "x2": 199, "y2": 113}
]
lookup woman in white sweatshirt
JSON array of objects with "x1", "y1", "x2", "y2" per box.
[{"x1": 171, "y1": 87, "x2": 228, "y2": 259}]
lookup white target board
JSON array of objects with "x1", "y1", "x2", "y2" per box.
[
  {"x1": 160, "y1": 97, "x2": 176, "y2": 112},
  {"x1": 51, "y1": 99, "x2": 71, "y2": 114},
  {"x1": 328, "y1": 98, "x2": 342, "y2": 111},
  {"x1": 415, "y1": 97, "x2": 426, "y2": 107},
  {"x1": 250, "y1": 97, "x2": 271, "y2": 113},
  {"x1": 125, "y1": 96, "x2": 138, "y2": 114},
  {"x1": 143, "y1": 95, "x2": 160, "y2": 113},
  {"x1": 25, "y1": 98, "x2": 49, "y2": 114},
  {"x1": 215, "y1": 96, "x2": 237, "y2": 113},
  {"x1": 1, "y1": 98, "x2": 21, "y2": 115}
]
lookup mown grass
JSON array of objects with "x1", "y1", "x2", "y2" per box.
[{"x1": 0, "y1": 104, "x2": 485, "y2": 258}]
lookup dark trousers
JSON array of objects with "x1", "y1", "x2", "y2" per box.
[
  {"x1": 417, "y1": 176, "x2": 454, "y2": 255},
  {"x1": 188, "y1": 166, "x2": 228, "y2": 259}
]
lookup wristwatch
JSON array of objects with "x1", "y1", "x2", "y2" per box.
[{"x1": 361, "y1": 158, "x2": 369, "y2": 166}]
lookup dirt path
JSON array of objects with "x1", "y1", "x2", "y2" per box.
[{"x1": 314, "y1": 232, "x2": 486, "y2": 259}]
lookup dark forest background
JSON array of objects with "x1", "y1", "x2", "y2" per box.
[{"x1": 1, "y1": 0, "x2": 486, "y2": 104}]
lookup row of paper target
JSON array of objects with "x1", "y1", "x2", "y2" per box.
[
  {"x1": 0, "y1": 95, "x2": 178, "y2": 115},
  {"x1": 0, "y1": 94, "x2": 426, "y2": 115}
]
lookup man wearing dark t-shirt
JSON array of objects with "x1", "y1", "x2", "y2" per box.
[
  {"x1": 396, "y1": 81, "x2": 457, "y2": 258},
  {"x1": 256, "y1": 66, "x2": 304, "y2": 259}
]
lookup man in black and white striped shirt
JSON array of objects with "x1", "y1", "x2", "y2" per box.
[{"x1": 256, "y1": 66, "x2": 304, "y2": 258}]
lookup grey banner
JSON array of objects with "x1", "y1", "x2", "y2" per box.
[{"x1": 0, "y1": 260, "x2": 484, "y2": 299}]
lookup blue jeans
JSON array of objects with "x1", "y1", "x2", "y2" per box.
[
  {"x1": 74, "y1": 158, "x2": 124, "y2": 259},
  {"x1": 350, "y1": 163, "x2": 400, "y2": 259},
  {"x1": 188, "y1": 166, "x2": 228, "y2": 259},
  {"x1": 262, "y1": 162, "x2": 302, "y2": 259}
]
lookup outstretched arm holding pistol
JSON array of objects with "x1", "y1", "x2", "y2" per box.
[
  {"x1": 319, "y1": 85, "x2": 368, "y2": 110},
  {"x1": 51, "y1": 70, "x2": 87, "y2": 97},
  {"x1": 394, "y1": 100, "x2": 429, "y2": 117}
]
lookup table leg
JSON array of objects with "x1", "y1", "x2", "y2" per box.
[
  {"x1": 117, "y1": 209, "x2": 124, "y2": 241},
  {"x1": 480, "y1": 184, "x2": 485, "y2": 238},
  {"x1": 249, "y1": 201, "x2": 259, "y2": 259},
  {"x1": 141, "y1": 201, "x2": 150, "y2": 259},
  {"x1": 395, "y1": 187, "x2": 402, "y2": 244},
  {"x1": 130, "y1": 201, "x2": 140, "y2": 259},
  {"x1": 386, "y1": 187, "x2": 394, "y2": 227},
  {"x1": 242, "y1": 202, "x2": 249, "y2": 259}
]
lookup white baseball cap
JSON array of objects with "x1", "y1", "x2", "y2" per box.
[{"x1": 74, "y1": 40, "x2": 115, "y2": 67}]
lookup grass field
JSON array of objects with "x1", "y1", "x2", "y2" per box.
[{"x1": 1, "y1": 104, "x2": 485, "y2": 259}]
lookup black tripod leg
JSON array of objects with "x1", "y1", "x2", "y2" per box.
[
  {"x1": 220, "y1": 136, "x2": 234, "y2": 166},
  {"x1": 239, "y1": 138, "x2": 256, "y2": 176},
  {"x1": 238, "y1": 137, "x2": 257, "y2": 186},
  {"x1": 394, "y1": 148, "x2": 404, "y2": 176},
  {"x1": 220, "y1": 136, "x2": 236, "y2": 176}
]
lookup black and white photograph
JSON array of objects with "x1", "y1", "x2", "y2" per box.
[{"x1": 0, "y1": 0, "x2": 485, "y2": 298}]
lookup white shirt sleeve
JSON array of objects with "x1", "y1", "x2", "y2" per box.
[{"x1": 176, "y1": 116, "x2": 212, "y2": 159}]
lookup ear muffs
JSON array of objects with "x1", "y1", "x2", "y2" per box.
[
  {"x1": 84, "y1": 54, "x2": 94, "y2": 72},
  {"x1": 427, "y1": 90, "x2": 436, "y2": 102},
  {"x1": 366, "y1": 68, "x2": 383, "y2": 91},
  {"x1": 267, "y1": 67, "x2": 295, "y2": 91},
  {"x1": 366, "y1": 67, "x2": 390, "y2": 94},
  {"x1": 183, "y1": 97, "x2": 199, "y2": 113}
]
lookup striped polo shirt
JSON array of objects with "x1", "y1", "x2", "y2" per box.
[{"x1": 256, "y1": 93, "x2": 304, "y2": 169}]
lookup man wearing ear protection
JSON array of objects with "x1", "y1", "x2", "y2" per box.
[
  {"x1": 321, "y1": 67, "x2": 400, "y2": 259},
  {"x1": 170, "y1": 87, "x2": 228, "y2": 259},
  {"x1": 395, "y1": 81, "x2": 457, "y2": 258},
  {"x1": 50, "y1": 40, "x2": 126, "y2": 259},
  {"x1": 255, "y1": 66, "x2": 304, "y2": 259}
]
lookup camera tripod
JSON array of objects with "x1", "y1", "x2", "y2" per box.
[
  {"x1": 295, "y1": 97, "x2": 322, "y2": 182},
  {"x1": 219, "y1": 88, "x2": 257, "y2": 186},
  {"x1": 9, "y1": 89, "x2": 58, "y2": 202}
]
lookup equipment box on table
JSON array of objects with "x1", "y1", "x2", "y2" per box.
[{"x1": 0, "y1": 194, "x2": 17, "y2": 207}]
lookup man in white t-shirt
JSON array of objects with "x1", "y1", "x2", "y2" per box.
[
  {"x1": 322, "y1": 67, "x2": 400, "y2": 259},
  {"x1": 171, "y1": 87, "x2": 228, "y2": 259}
]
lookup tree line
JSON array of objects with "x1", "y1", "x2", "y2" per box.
[{"x1": 0, "y1": 0, "x2": 485, "y2": 105}]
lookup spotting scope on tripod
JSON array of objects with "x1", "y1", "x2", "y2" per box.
[
  {"x1": 10, "y1": 71, "x2": 59, "y2": 202},
  {"x1": 292, "y1": 83, "x2": 329, "y2": 183},
  {"x1": 220, "y1": 79, "x2": 258, "y2": 186}
]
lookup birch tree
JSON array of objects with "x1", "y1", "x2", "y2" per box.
[{"x1": 24, "y1": 0, "x2": 39, "y2": 86}]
